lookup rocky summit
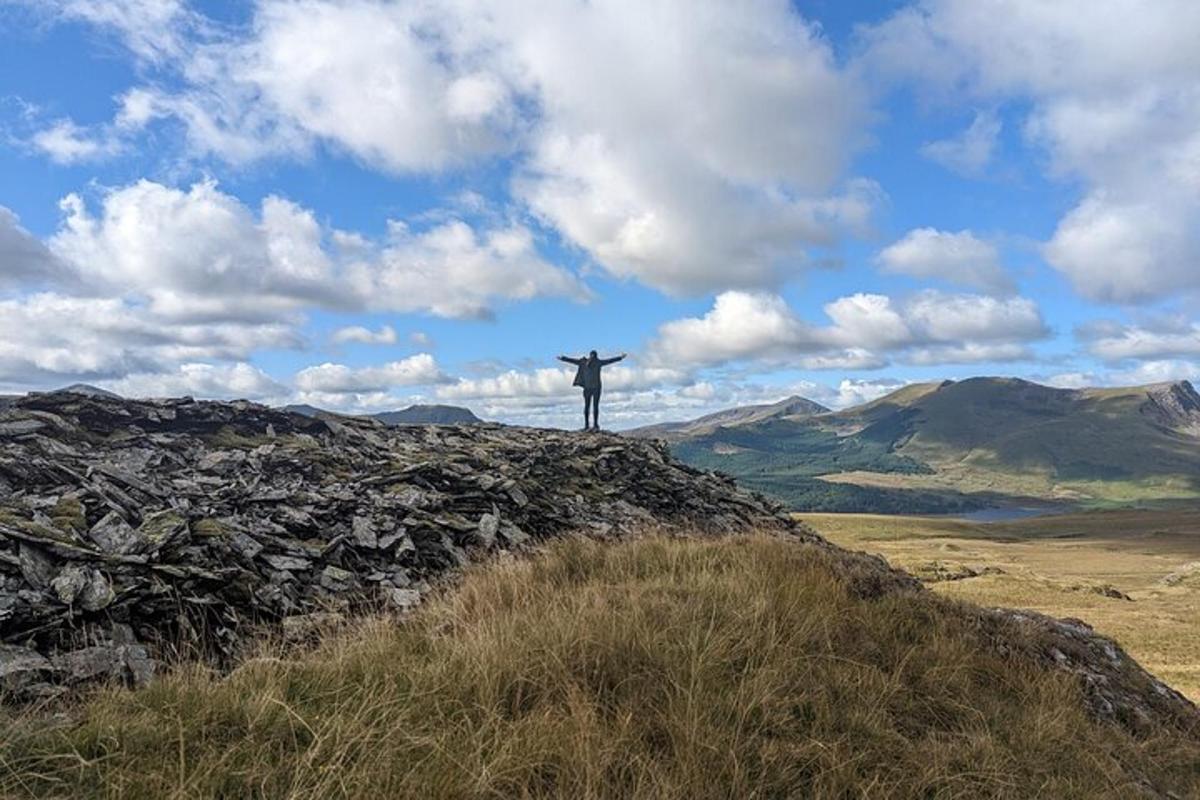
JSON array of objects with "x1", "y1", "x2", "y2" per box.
[{"x1": 0, "y1": 391, "x2": 804, "y2": 699}]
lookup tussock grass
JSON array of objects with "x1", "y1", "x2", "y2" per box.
[{"x1": 3, "y1": 534, "x2": 1199, "y2": 799}]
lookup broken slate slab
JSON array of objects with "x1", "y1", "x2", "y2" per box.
[
  {"x1": 350, "y1": 515, "x2": 378, "y2": 549},
  {"x1": 88, "y1": 511, "x2": 140, "y2": 555}
]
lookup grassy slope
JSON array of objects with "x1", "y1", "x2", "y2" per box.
[
  {"x1": 806, "y1": 509, "x2": 1200, "y2": 701},
  {"x1": 4, "y1": 534, "x2": 1199, "y2": 799}
]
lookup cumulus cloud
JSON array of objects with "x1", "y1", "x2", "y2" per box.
[
  {"x1": 351, "y1": 219, "x2": 591, "y2": 319},
  {"x1": 648, "y1": 293, "x2": 813, "y2": 367},
  {"x1": 647, "y1": 289, "x2": 1047, "y2": 370},
  {"x1": 331, "y1": 325, "x2": 398, "y2": 346},
  {"x1": 1042, "y1": 193, "x2": 1200, "y2": 304},
  {"x1": 902, "y1": 291, "x2": 1046, "y2": 342},
  {"x1": 1078, "y1": 318, "x2": 1200, "y2": 362},
  {"x1": 826, "y1": 378, "x2": 906, "y2": 408},
  {"x1": 51, "y1": 181, "x2": 340, "y2": 321},
  {"x1": 920, "y1": 110, "x2": 1001, "y2": 175},
  {"x1": 0, "y1": 179, "x2": 585, "y2": 392},
  {"x1": 0, "y1": 293, "x2": 299, "y2": 391},
  {"x1": 48, "y1": 179, "x2": 586, "y2": 322},
  {"x1": 510, "y1": 1, "x2": 876, "y2": 294},
  {"x1": 294, "y1": 354, "x2": 448, "y2": 394},
  {"x1": 1109, "y1": 360, "x2": 1199, "y2": 387},
  {"x1": 47, "y1": 0, "x2": 876, "y2": 296},
  {"x1": 101, "y1": 362, "x2": 286, "y2": 400},
  {"x1": 877, "y1": 228, "x2": 1014, "y2": 294},
  {"x1": 863, "y1": 0, "x2": 1200, "y2": 304}
]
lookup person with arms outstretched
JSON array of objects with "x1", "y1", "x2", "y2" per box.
[{"x1": 558, "y1": 350, "x2": 626, "y2": 431}]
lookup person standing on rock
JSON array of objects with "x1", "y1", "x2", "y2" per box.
[{"x1": 558, "y1": 350, "x2": 626, "y2": 431}]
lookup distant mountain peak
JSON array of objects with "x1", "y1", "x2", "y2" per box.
[
  {"x1": 50, "y1": 384, "x2": 122, "y2": 399},
  {"x1": 372, "y1": 404, "x2": 482, "y2": 426},
  {"x1": 284, "y1": 403, "x2": 482, "y2": 426},
  {"x1": 1142, "y1": 380, "x2": 1200, "y2": 433},
  {"x1": 626, "y1": 394, "x2": 827, "y2": 440}
]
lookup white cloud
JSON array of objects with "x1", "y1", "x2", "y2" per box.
[
  {"x1": 1042, "y1": 193, "x2": 1200, "y2": 304},
  {"x1": 906, "y1": 342, "x2": 1032, "y2": 366},
  {"x1": 351, "y1": 219, "x2": 591, "y2": 320},
  {"x1": 331, "y1": 324, "x2": 398, "y2": 345},
  {"x1": 101, "y1": 362, "x2": 285, "y2": 400},
  {"x1": 48, "y1": 179, "x2": 586, "y2": 322},
  {"x1": 647, "y1": 289, "x2": 1047, "y2": 370},
  {"x1": 1109, "y1": 360, "x2": 1199, "y2": 387},
  {"x1": 228, "y1": 0, "x2": 516, "y2": 171},
  {"x1": 902, "y1": 291, "x2": 1046, "y2": 343},
  {"x1": 49, "y1": 0, "x2": 875, "y2": 296},
  {"x1": 1079, "y1": 319, "x2": 1200, "y2": 362},
  {"x1": 863, "y1": 0, "x2": 1200, "y2": 304},
  {"x1": 920, "y1": 110, "x2": 1001, "y2": 175},
  {"x1": 0, "y1": 179, "x2": 586, "y2": 392},
  {"x1": 648, "y1": 292, "x2": 812, "y2": 367},
  {"x1": 877, "y1": 227, "x2": 1013, "y2": 294},
  {"x1": 800, "y1": 349, "x2": 888, "y2": 371},
  {"x1": 438, "y1": 367, "x2": 575, "y2": 401},
  {"x1": 0, "y1": 292, "x2": 298, "y2": 391},
  {"x1": 48, "y1": 0, "x2": 196, "y2": 63},
  {"x1": 826, "y1": 378, "x2": 906, "y2": 408},
  {"x1": 50, "y1": 181, "x2": 341, "y2": 320},
  {"x1": 293, "y1": 354, "x2": 447, "y2": 394},
  {"x1": 1043, "y1": 372, "x2": 1096, "y2": 390},
  {"x1": 29, "y1": 119, "x2": 120, "y2": 164},
  {"x1": 822, "y1": 293, "x2": 913, "y2": 349}
]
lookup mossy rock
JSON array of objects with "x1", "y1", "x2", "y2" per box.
[
  {"x1": 0, "y1": 507, "x2": 77, "y2": 544},
  {"x1": 192, "y1": 518, "x2": 229, "y2": 537},
  {"x1": 136, "y1": 511, "x2": 188, "y2": 547},
  {"x1": 49, "y1": 495, "x2": 87, "y2": 536}
]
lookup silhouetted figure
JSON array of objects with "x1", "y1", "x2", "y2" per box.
[{"x1": 558, "y1": 350, "x2": 626, "y2": 431}]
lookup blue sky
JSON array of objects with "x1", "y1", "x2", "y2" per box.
[{"x1": 1, "y1": 0, "x2": 1198, "y2": 428}]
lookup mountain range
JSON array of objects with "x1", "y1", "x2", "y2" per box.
[
  {"x1": 629, "y1": 378, "x2": 1200, "y2": 513},
  {"x1": 285, "y1": 403, "x2": 482, "y2": 425}
]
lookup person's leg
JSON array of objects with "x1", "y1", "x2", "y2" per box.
[
  {"x1": 592, "y1": 387, "x2": 602, "y2": 430},
  {"x1": 582, "y1": 390, "x2": 591, "y2": 430}
]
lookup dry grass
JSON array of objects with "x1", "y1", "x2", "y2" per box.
[
  {"x1": 3, "y1": 534, "x2": 1199, "y2": 799},
  {"x1": 805, "y1": 509, "x2": 1200, "y2": 701}
]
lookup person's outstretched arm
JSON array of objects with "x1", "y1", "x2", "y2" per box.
[
  {"x1": 558, "y1": 355, "x2": 583, "y2": 365},
  {"x1": 599, "y1": 353, "x2": 627, "y2": 365}
]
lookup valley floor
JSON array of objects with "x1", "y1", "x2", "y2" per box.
[{"x1": 806, "y1": 509, "x2": 1200, "y2": 701}]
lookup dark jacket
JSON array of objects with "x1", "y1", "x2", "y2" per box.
[{"x1": 560, "y1": 355, "x2": 623, "y2": 390}]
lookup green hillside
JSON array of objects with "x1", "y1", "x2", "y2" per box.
[{"x1": 647, "y1": 378, "x2": 1200, "y2": 512}]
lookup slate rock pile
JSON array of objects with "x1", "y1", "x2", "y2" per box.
[{"x1": 0, "y1": 391, "x2": 805, "y2": 698}]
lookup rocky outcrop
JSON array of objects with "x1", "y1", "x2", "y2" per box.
[
  {"x1": 0, "y1": 391, "x2": 806, "y2": 699},
  {"x1": 983, "y1": 610, "x2": 1198, "y2": 736},
  {"x1": 1142, "y1": 380, "x2": 1200, "y2": 436}
]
